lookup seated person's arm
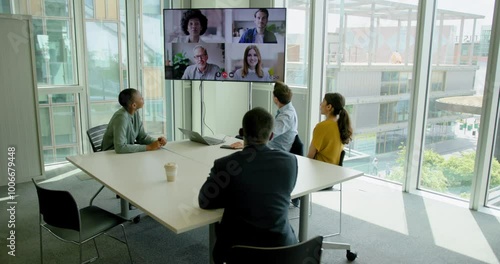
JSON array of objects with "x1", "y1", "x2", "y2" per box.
[
  {"x1": 136, "y1": 122, "x2": 156, "y2": 145},
  {"x1": 273, "y1": 114, "x2": 291, "y2": 138},
  {"x1": 113, "y1": 116, "x2": 156, "y2": 153},
  {"x1": 307, "y1": 141, "x2": 317, "y2": 159},
  {"x1": 198, "y1": 166, "x2": 228, "y2": 209}
]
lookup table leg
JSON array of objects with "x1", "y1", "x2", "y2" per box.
[
  {"x1": 298, "y1": 193, "x2": 310, "y2": 242},
  {"x1": 209, "y1": 223, "x2": 216, "y2": 264},
  {"x1": 120, "y1": 198, "x2": 130, "y2": 219}
]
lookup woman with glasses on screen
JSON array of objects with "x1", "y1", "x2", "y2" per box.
[
  {"x1": 174, "y1": 9, "x2": 208, "y2": 43},
  {"x1": 233, "y1": 45, "x2": 272, "y2": 82}
]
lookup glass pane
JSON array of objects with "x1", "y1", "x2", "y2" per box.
[
  {"x1": 143, "y1": 68, "x2": 165, "y2": 135},
  {"x1": 107, "y1": 0, "x2": 118, "y2": 20},
  {"x1": 32, "y1": 19, "x2": 48, "y2": 84},
  {"x1": 39, "y1": 94, "x2": 49, "y2": 104},
  {"x1": 90, "y1": 102, "x2": 120, "y2": 127},
  {"x1": 45, "y1": 19, "x2": 75, "y2": 85},
  {"x1": 327, "y1": 0, "x2": 417, "y2": 182},
  {"x1": 421, "y1": 0, "x2": 495, "y2": 200},
  {"x1": 45, "y1": 0, "x2": 69, "y2": 17},
  {"x1": 120, "y1": 0, "x2": 128, "y2": 88},
  {"x1": 286, "y1": 1, "x2": 310, "y2": 87},
  {"x1": 95, "y1": 0, "x2": 105, "y2": 19},
  {"x1": 53, "y1": 106, "x2": 77, "y2": 145},
  {"x1": 85, "y1": 0, "x2": 94, "y2": 18},
  {"x1": 55, "y1": 147, "x2": 77, "y2": 162},
  {"x1": 31, "y1": 0, "x2": 43, "y2": 16},
  {"x1": 43, "y1": 149, "x2": 54, "y2": 164},
  {"x1": 86, "y1": 21, "x2": 120, "y2": 101},
  {"x1": 487, "y1": 119, "x2": 500, "y2": 209},
  {"x1": 39, "y1": 107, "x2": 52, "y2": 146},
  {"x1": 142, "y1": 12, "x2": 163, "y2": 67},
  {"x1": 0, "y1": 1, "x2": 11, "y2": 14},
  {"x1": 141, "y1": 1, "x2": 166, "y2": 137},
  {"x1": 51, "y1": 93, "x2": 75, "y2": 103}
]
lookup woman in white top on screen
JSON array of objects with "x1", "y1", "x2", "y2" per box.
[
  {"x1": 233, "y1": 45, "x2": 272, "y2": 82},
  {"x1": 174, "y1": 9, "x2": 208, "y2": 43}
]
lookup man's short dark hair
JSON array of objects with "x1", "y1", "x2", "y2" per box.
[
  {"x1": 254, "y1": 8, "x2": 269, "y2": 18},
  {"x1": 181, "y1": 9, "x2": 208, "y2": 35},
  {"x1": 273, "y1": 81, "x2": 292, "y2": 105},
  {"x1": 242, "y1": 107, "x2": 274, "y2": 145},
  {"x1": 118, "y1": 88, "x2": 138, "y2": 109}
]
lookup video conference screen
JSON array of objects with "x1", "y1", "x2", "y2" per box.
[{"x1": 163, "y1": 8, "x2": 286, "y2": 83}]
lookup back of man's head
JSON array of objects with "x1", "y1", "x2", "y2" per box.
[
  {"x1": 118, "y1": 88, "x2": 137, "y2": 109},
  {"x1": 243, "y1": 107, "x2": 274, "y2": 145},
  {"x1": 273, "y1": 81, "x2": 292, "y2": 105}
]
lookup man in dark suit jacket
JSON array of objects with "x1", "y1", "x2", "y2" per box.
[{"x1": 198, "y1": 107, "x2": 298, "y2": 264}]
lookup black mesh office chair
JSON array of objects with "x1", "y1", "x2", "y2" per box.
[
  {"x1": 289, "y1": 135, "x2": 303, "y2": 209},
  {"x1": 86, "y1": 124, "x2": 108, "y2": 206},
  {"x1": 32, "y1": 179, "x2": 133, "y2": 264},
  {"x1": 87, "y1": 124, "x2": 107, "y2": 152},
  {"x1": 227, "y1": 236, "x2": 323, "y2": 264}
]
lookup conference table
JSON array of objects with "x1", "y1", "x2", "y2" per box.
[{"x1": 67, "y1": 138, "x2": 364, "y2": 263}]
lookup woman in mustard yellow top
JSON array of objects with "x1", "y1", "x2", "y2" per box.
[{"x1": 307, "y1": 93, "x2": 353, "y2": 165}]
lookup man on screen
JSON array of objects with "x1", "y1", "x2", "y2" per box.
[
  {"x1": 182, "y1": 45, "x2": 221, "y2": 80},
  {"x1": 239, "y1": 8, "x2": 277, "y2": 43}
]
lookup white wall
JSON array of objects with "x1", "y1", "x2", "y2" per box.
[{"x1": 0, "y1": 15, "x2": 44, "y2": 185}]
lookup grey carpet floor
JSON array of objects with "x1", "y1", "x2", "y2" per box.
[{"x1": 1, "y1": 163, "x2": 500, "y2": 264}]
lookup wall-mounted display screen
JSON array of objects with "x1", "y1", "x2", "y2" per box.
[{"x1": 163, "y1": 8, "x2": 286, "y2": 82}]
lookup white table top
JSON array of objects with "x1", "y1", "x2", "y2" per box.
[
  {"x1": 164, "y1": 139, "x2": 365, "y2": 198},
  {"x1": 67, "y1": 149, "x2": 222, "y2": 233},
  {"x1": 67, "y1": 139, "x2": 364, "y2": 235}
]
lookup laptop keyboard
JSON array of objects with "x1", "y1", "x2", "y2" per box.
[{"x1": 204, "y1": 137, "x2": 224, "y2": 145}]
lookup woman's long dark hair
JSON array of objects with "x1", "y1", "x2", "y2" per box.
[{"x1": 324, "y1": 93, "x2": 353, "y2": 144}]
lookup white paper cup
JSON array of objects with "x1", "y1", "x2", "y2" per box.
[{"x1": 164, "y1": 162, "x2": 178, "y2": 182}]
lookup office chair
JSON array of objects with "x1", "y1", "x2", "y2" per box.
[
  {"x1": 86, "y1": 124, "x2": 107, "y2": 206},
  {"x1": 87, "y1": 125, "x2": 140, "y2": 223},
  {"x1": 313, "y1": 150, "x2": 346, "y2": 238},
  {"x1": 32, "y1": 179, "x2": 133, "y2": 264},
  {"x1": 289, "y1": 134, "x2": 303, "y2": 156},
  {"x1": 301, "y1": 150, "x2": 356, "y2": 260},
  {"x1": 289, "y1": 135, "x2": 304, "y2": 212},
  {"x1": 87, "y1": 124, "x2": 107, "y2": 153},
  {"x1": 227, "y1": 236, "x2": 323, "y2": 264}
]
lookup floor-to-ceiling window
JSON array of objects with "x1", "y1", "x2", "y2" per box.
[
  {"x1": 324, "y1": 0, "x2": 418, "y2": 182},
  {"x1": 421, "y1": 0, "x2": 497, "y2": 201},
  {"x1": 85, "y1": 0, "x2": 128, "y2": 127},
  {"x1": 1, "y1": 0, "x2": 81, "y2": 164},
  {"x1": 487, "y1": 116, "x2": 500, "y2": 209},
  {"x1": 285, "y1": 0, "x2": 311, "y2": 88},
  {"x1": 140, "y1": 0, "x2": 169, "y2": 138}
]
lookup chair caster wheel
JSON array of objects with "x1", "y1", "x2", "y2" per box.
[
  {"x1": 346, "y1": 250, "x2": 357, "y2": 261},
  {"x1": 132, "y1": 215, "x2": 141, "y2": 224}
]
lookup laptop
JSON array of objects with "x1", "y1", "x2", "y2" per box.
[{"x1": 178, "y1": 128, "x2": 225, "y2": 145}]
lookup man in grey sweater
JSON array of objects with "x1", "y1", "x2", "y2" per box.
[{"x1": 102, "y1": 88, "x2": 167, "y2": 153}]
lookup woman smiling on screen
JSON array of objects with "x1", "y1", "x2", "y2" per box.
[{"x1": 233, "y1": 45, "x2": 272, "y2": 82}]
